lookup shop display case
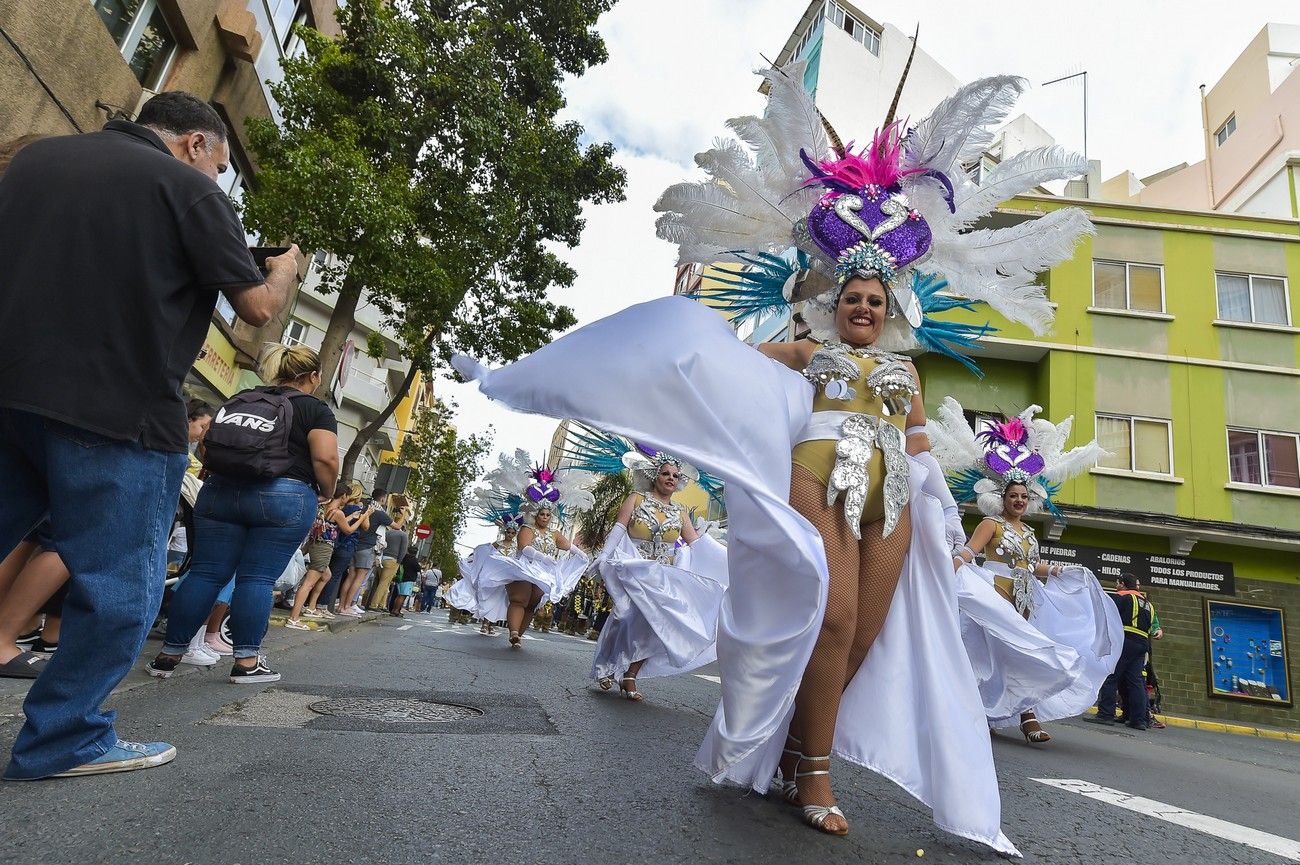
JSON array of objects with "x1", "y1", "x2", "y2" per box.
[{"x1": 1203, "y1": 599, "x2": 1291, "y2": 706}]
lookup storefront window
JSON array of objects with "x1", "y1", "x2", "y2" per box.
[{"x1": 1204, "y1": 599, "x2": 1291, "y2": 705}]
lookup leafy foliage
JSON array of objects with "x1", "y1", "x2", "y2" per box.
[
  {"x1": 400, "y1": 399, "x2": 491, "y2": 576},
  {"x1": 574, "y1": 471, "x2": 632, "y2": 551},
  {"x1": 241, "y1": 0, "x2": 627, "y2": 452}
]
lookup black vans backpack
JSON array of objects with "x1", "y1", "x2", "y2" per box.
[{"x1": 202, "y1": 386, "x2": 306, "y2": 480}]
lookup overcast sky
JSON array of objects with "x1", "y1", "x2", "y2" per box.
[{"x1": 443, "y1": 0, "x2": 1299, "y2": 551}]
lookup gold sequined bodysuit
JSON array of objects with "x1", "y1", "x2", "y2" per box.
[
  {"x1": 983, "y1": 517, "x2": 1040, "y2": 617},
  {"x1": 527, "y1": 530, "x2": 560, "y2": 559},
  {"x1": 791, "y1": 346, "x2": 912, "y2": 534},
  {"x1": 626, "y1": 494, "x2": 683, "y2": 565}
]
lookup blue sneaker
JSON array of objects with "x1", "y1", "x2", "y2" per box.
[{"x1": 49, "y1": 740, "x2": 177, "y2": 777}]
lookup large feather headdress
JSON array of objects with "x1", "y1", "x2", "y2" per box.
[
  {"x1": 474, "y1": 449, "x2": 594, "y2": 529},
  {"x1": 926, "y1": 396, "x2": 1108, "y2": 518},
  {"x1": 558, "y1": 422, "x2": 724, "y2": 501},
  {"x1": 654, "y1": 53, "x2": 1093, "y2": 372}
]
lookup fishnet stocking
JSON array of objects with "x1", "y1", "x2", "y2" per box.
[
  {"x1": 780, "y1": 465, "x2": 910, "y2": 823},
  {"x1": 844, "y1": 506, "x2": 910, "y2": 683},
  {"x1": 506, "y1": 581, "x2": 544, "y2": 635}
]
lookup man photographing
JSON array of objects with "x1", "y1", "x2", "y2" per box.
[{"x1": 0, "y1": 91, "x2": 297, "y2": 779}]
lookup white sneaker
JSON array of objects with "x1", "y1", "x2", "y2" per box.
[
  {"x1": 180, "y1": 646, "x2": 219, "y2": 666},
  {"x1": 349, "y1": 606, "x2": 364, "y2": 616}
]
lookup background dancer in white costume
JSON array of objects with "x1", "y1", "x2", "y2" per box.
[
  {"x1": 563, "y1": 427, "x2": 729, "y2": 702},
  {"x1": 930, "y1": 400, "x2": 1125, "y2": 742}
]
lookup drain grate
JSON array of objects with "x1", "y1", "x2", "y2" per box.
[{"x1": 307, "y1": 697, "x2": 483, "y2": 723}]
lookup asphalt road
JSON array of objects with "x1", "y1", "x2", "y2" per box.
[{"x1": 1, "y1": 610, "x2": 1297, "y2": 865}]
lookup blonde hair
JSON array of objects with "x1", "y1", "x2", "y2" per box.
[{"x1": 259, "y1": 343, "x2": 321, "y2": 385}]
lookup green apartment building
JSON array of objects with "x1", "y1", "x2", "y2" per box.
[{"x1": 917, "y1": 195, "x2": 1300, "y2": 730}]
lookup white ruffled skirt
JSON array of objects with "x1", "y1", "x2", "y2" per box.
[
  {"x1": 591, "y1": 526, "x2": 729, "y2": 682},
  {"x1": 959, "y1": 561, "x2": 1124, "y2": 727}
]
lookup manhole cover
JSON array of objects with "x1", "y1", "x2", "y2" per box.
[{"x1": 307, "y1": 697, "x2": 482, "y2": 723}]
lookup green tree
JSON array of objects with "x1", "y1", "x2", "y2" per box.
[
  {"x1": 575, "y1": 471, "x2": 632, "y2": 551},
  {"x1": 400, "y1": 399, "x2": 491, "y2": 576},
  {"x1": 243, "y1": 0, "x2": 626, "y2": 480}
]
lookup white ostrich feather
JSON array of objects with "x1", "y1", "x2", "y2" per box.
[
  {"x1": 952, "y1": 146, "x2": 1090, "y2": 225},
  {"x1": 557, "y1": 469, "x2": 597, "y2": 512},
  {"x1": 930, "y1": 207, "x2": 1095, "y2": 333},
  {"x1": 655, "y1": 61, "x2": 827, "y2": 266},
  {"x1": 903, "y1": 76, "x2": 1027, "y2": 177},
  {"x1": 926, "y1": 396, "x2": 983, "y2": 473}
]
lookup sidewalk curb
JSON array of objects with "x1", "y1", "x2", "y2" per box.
[{"x1": 1084, "y1": 706, "x2": 1300, "y2": 741}]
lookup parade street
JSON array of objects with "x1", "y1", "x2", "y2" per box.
[{"x1": 2, "y1": 613, "x2": 1296, "y2": 865}]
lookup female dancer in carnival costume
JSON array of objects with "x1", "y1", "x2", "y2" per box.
[
  {"x1": 447, "y1": 472, "x2": 525, "y2": 635},
  {"x1": 461, "y1": 450, "x2": 592, "y2": 649},
  {"x1": 562, "y1": 425, "x2": 729, "y2": 702},
  {"x1": 929, "y1": 400, "x2": 1125, "y2": 743},
  {"x1": 455, "y1": 59, "x2": 1092, "y2": 854}
]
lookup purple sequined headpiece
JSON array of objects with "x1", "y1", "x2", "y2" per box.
[
  {"x1": 976, "y1": 417, "x2": 1047, "y2": 481},
  {"x1": 801, "y1": 122, "x2": 933, "y2": 288}
]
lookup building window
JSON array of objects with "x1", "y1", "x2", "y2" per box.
[
  {"x1": 1215, "y1": 272, "x2": 1290, "y2": 325},
  {"x1": 93, "y1": 0, "x2": 178, "y2": 88},
  {"x1": 1214, "y1": 114, "x2": 1237, "y2": 147},
  {"x1": 792, "y1": 9, "x2": 824, "y2": 60},
  {"x1": 1093, "y1": 260, "x2": 1165, "y2": 313},
  {"x1": 283, "y1": 319, "x2": 310, "y2": 347},
  {"x1": 826, "y1": 2, "x2": 880, "y2": 55},
  {"x1": 1227, "y1": 428, "x2": 1300, "y2": 489},
  {"x1": 1097, "y1": 414, "x2": 1173, "y2": 475}
]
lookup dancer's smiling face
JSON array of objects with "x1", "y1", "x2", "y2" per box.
[
  {"x1": 653, "y1": 463, "x2": 681, "y2": 497},
  {"x1": 835, "y1": 277, "x2": 887, "y2": 347},
  {"x1": 1002, "y1": 482, "x2": 1030, "y2": 517}
]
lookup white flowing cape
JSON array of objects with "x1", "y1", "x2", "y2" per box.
[
  {"x1": 454, "y1": 296, "x2": 1018, "y2": 856},
  {"x1": 960, "y1": 562, "x2": 1123, "y2": 727},
  {"x1": 592, "y1": 525, "x2": 729, "y2": 682},
  {"x1": 448, "y1": 543, "x2": 509, "y2": 622}
]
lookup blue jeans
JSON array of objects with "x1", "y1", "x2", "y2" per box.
[
  {"x1": 161, "y1": 477, "x2": 315, "y2": 659},
  {"x1": 0, "y1": 409, "x2": 186, "y2": 780},
  {"x1": 421, "y1": 586, "x2": 438, "y2": 609},
  {"x1": 317, "y1": 546, "x2": 354, "y2": 608}
]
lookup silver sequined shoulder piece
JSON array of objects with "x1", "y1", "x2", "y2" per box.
[{"x1": 803, "y1": 348, "x2": 861, "y2": 384}]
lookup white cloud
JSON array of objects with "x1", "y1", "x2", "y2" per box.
[{"x1": 452, "y1": 0, "x2": 1300, "y2": 550}]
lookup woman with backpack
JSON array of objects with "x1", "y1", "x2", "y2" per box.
[{"x1": 147, "y1": 344, "x2": 339, "y2": 683}]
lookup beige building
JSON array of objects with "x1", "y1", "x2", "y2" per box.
[
  {"x1": 0, "y1": 0, "x2": 342, "y2": 399},
  {"x1": 1101, "y1": 23, "x2": 1300, "y2": 218}
]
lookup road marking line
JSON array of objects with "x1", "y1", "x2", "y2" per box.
[
  {"x1": 396, "y1": 625, "x2": 412, "y2": 631},
  {"x1": 1032, "y1": 778, "x2": 1300, "y2": 862},
  {"x1": 694, "y1": 674, "x2": 721, "y2": 684}
]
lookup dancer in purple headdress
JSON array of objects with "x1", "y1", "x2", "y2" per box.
[{"x1": 931, "y1": 400, "x2": 1124, "y2": 744}]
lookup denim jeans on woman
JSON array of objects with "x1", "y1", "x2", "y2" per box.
[
  {"x1": 162, "y1": 476, "x2": 315, "y2": 659},
  {"x1": 0, "y1": 409, "x2": 187, "y2": 780}
]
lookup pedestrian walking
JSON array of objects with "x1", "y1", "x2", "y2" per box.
[
  {"x1": 0, "y1": 91, "x2": 297, "y2": 779},
  {"x1": 147, "y1": 343, "x2": 337, "y2": 684},
  {"x1": 391, "y1": 549, "x2": 421, "y2": 617}
]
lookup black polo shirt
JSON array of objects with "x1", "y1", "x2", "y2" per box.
[{"x1": 0, "y1": 120, "x2": 264, "y2": 453}]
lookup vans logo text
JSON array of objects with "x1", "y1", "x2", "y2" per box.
[{"x1": 215, "y1": 408, "x2": 276, "y2": 433}]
